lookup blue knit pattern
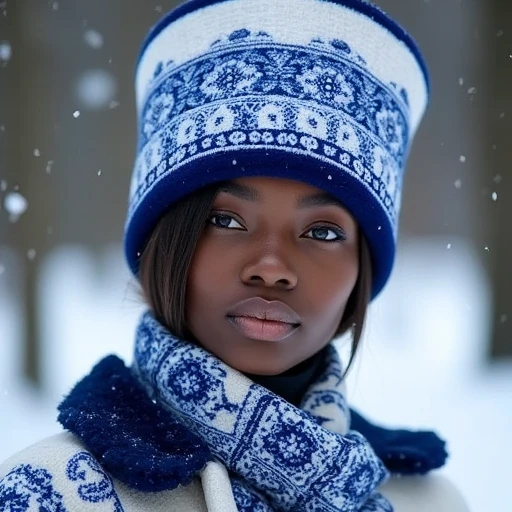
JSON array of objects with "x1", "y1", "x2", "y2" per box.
[
  {"x1": 133, "y1": 312, "x2": 392, "y2": 511},
  {"x1": 137, "y1": 0, "x2": 430, "y2": 88},
  {"x1": 131, "y1": 28, "x2": 407, "y2": 220},
  {"x1": 0, "y1": 465, "x2": 66, "y2": 511},
  {"x1": 66, "y1": 453, "x2": 124, "y2": 511},
  {"x1": 0, "y1": 458, "x2": 125, "y2": 512},
  {"x1": 126, "y1": 26, "x2": 412, "y2": 296}
]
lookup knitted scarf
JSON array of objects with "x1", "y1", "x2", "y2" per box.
[{"x1": 133, "y1": 312, "x2": 393, "y2": 511}]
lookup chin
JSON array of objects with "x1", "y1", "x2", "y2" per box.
[{"x1": 223, "y1": 353, "x2": 298, "y2": 376}]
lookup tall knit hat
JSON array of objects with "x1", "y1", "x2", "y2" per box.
[{"x1": 125, "y1": 0, "x2": 429, "y2": 297}]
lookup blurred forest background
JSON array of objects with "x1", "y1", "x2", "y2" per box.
[{"x1": 0, "y1": 1, "x2": 511, "y2": 510}]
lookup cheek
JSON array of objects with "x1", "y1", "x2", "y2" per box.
[
  {"x1": 187, "y1": 257, "x2": 209, "y2": 314},
  {"x1": 186, "y1": 239, "x2": 229, "y2": 316},
  {"x1": 307, "y1": 258, "x2": 359, "y2": 320}
]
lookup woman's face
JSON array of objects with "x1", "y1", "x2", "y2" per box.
[{"x1": 186, "y1": 177, "x2": 359, "y2": 375}]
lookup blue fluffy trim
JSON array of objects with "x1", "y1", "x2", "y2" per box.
[
  {"x1": 57, "y1": 356, "x2": 447, "y2": 494},
  {"x1": 350, "y1": 408, "x2": 448, "y2": 475},
  {"x1": 57, "y1": 355, "x2": 211, "y2": 492}
]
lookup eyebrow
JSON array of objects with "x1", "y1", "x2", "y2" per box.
[
  {"x1": 218, "y1": 182, "x2": 346, "y2": 210},
  {"x1": 218, "y1": 182, "x2": 261, "y2": 202}
]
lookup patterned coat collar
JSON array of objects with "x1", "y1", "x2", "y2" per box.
[{"x1": 58, "y1": 355, "x2": 447, "y2": 493}]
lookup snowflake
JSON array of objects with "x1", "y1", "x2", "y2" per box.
[
  {"x1": 143, "y1": 92, "x2": 175, "y2": 140},
  {"x1": 200, "y1": 59, "x2": 262, "y2": 99},
  {"x1": 176, "y1": 118, "x2": 198, "y2": 145},
  {"x1": 276, "y1": 132, "x2": 288, "y2": 145},
  {"x1": 229, "y1": 131, "x2": 247, "y2": 144},
  {"x1": 376, "y1": 108, "x2": 404, "y2": 152},
  {"x1": 337, "y1": 123, "x2": 360, "y2": 155},
  {"x1": 297, "y1": 66, "x2": 354, "y2": 106},
  {"x1": 249, "y1": 131, "x2": 262, "y2": 143},
  {"x1": 263, "y1": 420, "x2": 317, "y2": 468},
  {"x1": 261, "y1": 132, "x2": 274, "y2": 144},
  {"x1": 170, "y1": 359, "x2": 211, "y2": 402},
  {"x1": 300, "y1": 136, "x2": 319, "y2": 152},
  {"x1": 297, "y1": 108, "x2": 327, "y2": 139},
  {"x1": 257, "y1": 104, "x2": 285, "y2": 130}
]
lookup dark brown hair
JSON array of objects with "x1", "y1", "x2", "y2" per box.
[{"x1": 139, "y1": 183, "x2": 372, "y2": 376}]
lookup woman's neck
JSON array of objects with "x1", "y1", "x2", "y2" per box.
[{"x1": 244, "y1": 347, "x2": 328, "y2": 407}]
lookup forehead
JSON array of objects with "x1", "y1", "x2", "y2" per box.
[
  {"x1": 215, "y1": 176, "x2": 352, "y2": 214},
  {"x1": 230, "y1": 176, "x2": 325, "y2": 196}
]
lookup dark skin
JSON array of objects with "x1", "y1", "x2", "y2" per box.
[{"x1": 186, "y1": 177, "x2": 359, "y2": 375}]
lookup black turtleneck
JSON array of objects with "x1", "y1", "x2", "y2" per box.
[{"x1": 244, "y1": 347, "x2": 328, "y2": 407}]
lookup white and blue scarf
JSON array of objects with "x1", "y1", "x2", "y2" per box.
[
  {"x1": 132, "y1": 312, "x2": 392, "y2": 511},
  {"x1": 0, "y1": 312, "x2": 448, "y2": 511},
  {"x1": 54, "y1": 312, "x2": 446, "y2": 511}
]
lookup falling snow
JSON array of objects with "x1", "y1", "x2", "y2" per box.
[
  {"x1": 84, "y1": 29, "x2": 104, "y2": 50},
  {"x1": 76, "y1": 69, "x2": 117, "y2": 109},
  {"x1": 0, "y1": 41, "x2": 11, "y2": 63},
  {"x1": 0, "y1": 7, "x2": 509, "y2": 511},
  {"x1": 4, "y1": 192, "x2": 28, "y2": 222}
]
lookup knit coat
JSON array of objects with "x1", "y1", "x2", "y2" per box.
[{"x1": 0, "y1": 433, "x2": 469, "y2": 512}]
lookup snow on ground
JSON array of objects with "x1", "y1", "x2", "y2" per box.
[
  {"x1": 342, "y1": 238, "x2": 512, "y2": 511},
  {"x1": 0, "y1": 238, "x2": 510, "y2": 511}
]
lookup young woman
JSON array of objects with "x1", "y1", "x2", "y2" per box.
[{"x1": 0, "y1": 0, "x2": 470, "y2": 510}]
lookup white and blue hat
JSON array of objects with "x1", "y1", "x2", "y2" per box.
[{"x1": 125, "y1": 0, "x2": 429, "y2": 297}]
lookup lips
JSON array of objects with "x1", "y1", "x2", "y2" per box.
[{"x1": 226, "y1": 297, "x2": 301, "y2": 342}]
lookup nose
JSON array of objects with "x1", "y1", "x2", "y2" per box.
[{"x1": 240, "y1": 242, "x2": 298, "y2": 290}]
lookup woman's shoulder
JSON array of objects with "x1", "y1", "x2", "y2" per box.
[
  {"x1": 0, "y1": 432, "x2": 208, "y2": 511},
  {"x1": 0, "y1": 432, "x2": 124, "y2": 509},
  {"x1": 379, "y1": 472, "x2": 471, "y2": 512},
  {"x1": 0, "y1": 433, "x2": 106, "y2": 509},
  {"x1": 0, "y1": 431, "x2": 84, "y2": 478}
]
